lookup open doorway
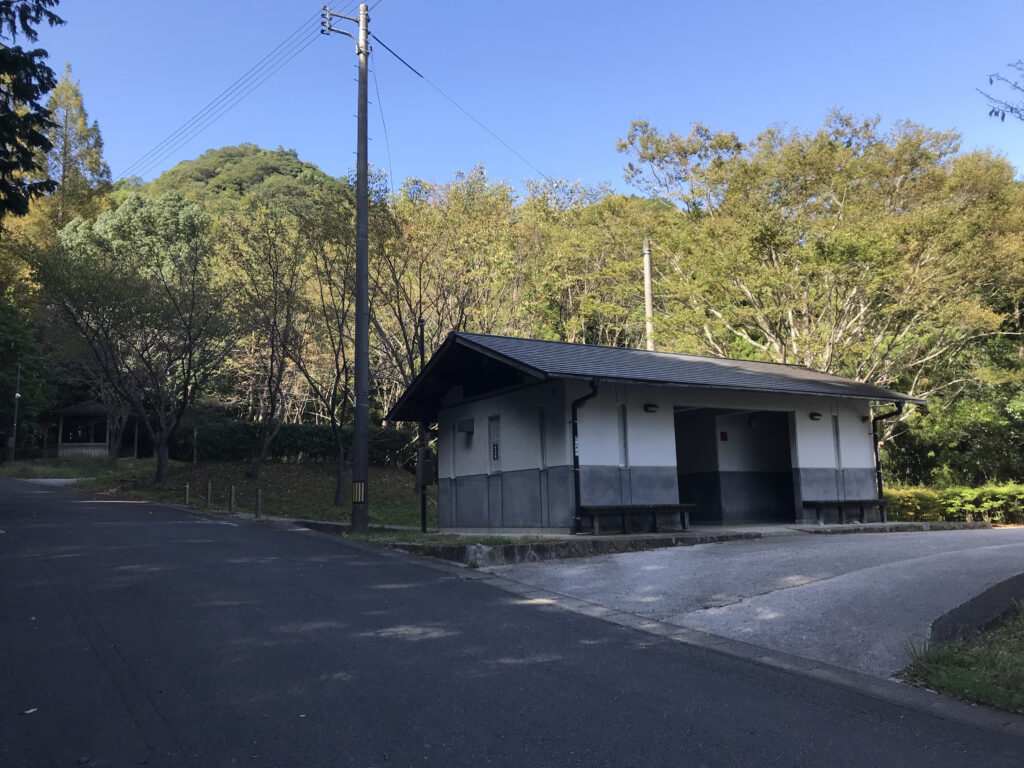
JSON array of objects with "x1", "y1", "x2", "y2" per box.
[{"x1": 675, "y1": 407, "x2": 796, "y2": 524}]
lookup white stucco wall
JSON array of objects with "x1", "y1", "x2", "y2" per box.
[
  {"x1": 565, "y1": 381, "x2": 678, "y2": 469},
  {"x1": 436, "y1": 382, "x2": 567, "y2": 479},
  {"x1": 564, "y1": 381, "x2": 876, "y2": 473},
  {"x1": 437, "y1": 379, "x2": 878, "y2": 479}
]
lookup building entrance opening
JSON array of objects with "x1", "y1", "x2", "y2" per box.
[{"x1": 675, "y1": 407, "x2": 796, "y2": 524}]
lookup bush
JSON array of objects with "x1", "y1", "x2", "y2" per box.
[
  {"x1": 171, "y1": 418, "x2": 417, "y2": 468},
  {"x1": 886, "y1": 484, "x2": 1024, "y2": 524},
  {"x1": 885, "y1": 487, "x2": 944, "y2": 522},
  {"x1": 942, "y1": 484, "x2": 1024, "y2": 525}
]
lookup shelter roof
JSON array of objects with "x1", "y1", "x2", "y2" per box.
[{"x1": 387, "y1": 332, "x2": 926, "y2": 421}]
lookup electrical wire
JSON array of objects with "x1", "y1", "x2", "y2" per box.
[
  {"x1": 371, "y1": 62, "x2": 395, "y2": 195},
  {"x1": 116, "y1": 7, "x2": 348, "y2": 180},
  {"x1": 128, "y1": 30, "x2": 322, "y2": 180},
  {"x1": 371, "y1": 32, "x2": 550, "y2": 180}
]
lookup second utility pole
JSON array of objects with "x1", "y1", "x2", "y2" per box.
[
  {"x1": 351, "y1": 3, "x2": 370, "y2": 532},
  {"x1": 321, "y1": 3, "x2": 370, "y2": 531}
]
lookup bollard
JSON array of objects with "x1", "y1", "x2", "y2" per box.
[
  {"x1": 206, "y1": 480, "x2": 212, "y2": 508},
  {"x1": 255, "y1": 488, "x2": 262, "y2": 519},
  {"x1": 184, "y1": 483, "x2": 190, "y2": 506},
  {"x1": 229, "y1": 485, "x2": 236, "y2": 514}
]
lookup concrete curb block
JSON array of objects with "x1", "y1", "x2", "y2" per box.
[
  {"x1": 932, "y1": 572, "x2": 1024, "y2": 644},
  {"x1": 801, "y1": 521, "x2": 991, "y2": 535}
]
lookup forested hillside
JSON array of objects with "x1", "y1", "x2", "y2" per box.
[{"x1": 3, "y1": 60, "x2": 1023, "y2": 494}]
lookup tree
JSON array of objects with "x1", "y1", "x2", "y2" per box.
[
  {"x1": 285, "y1": 184, "x2": 357, "y2": 506},
  {"x1": 980, "y1": 61, "x2": 1024, "y2": 123},
  {"x1": 617, "y1": 113, "x2": 1022, "y2": 433},
  {"x1": 226, "y1": 200, "x2": 305, "y2": 480},
  {"x1": 41, "y1": 193, "x2": 236, "y2": 484},
  {"x1": 0, "y1": 0, "x2": 64, "y2": 232},
  {"x1": 33, "y1": 62, "x2": 110, "y2": 230}
]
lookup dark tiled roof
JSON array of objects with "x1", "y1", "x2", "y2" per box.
[
  {"x1": 387, "y1": 332, "x2": 924, "y2": 421},
  {"x1": 458, "y1": 332, "x2": 923, "y2": 401}
]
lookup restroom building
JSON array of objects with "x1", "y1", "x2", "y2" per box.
[{"x1": 387, "y1": 333, "x2": 923, "y2": 531}]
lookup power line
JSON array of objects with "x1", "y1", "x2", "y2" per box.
[
  {"x1": 129, "y1": 30, "x2": 322, "y2": 180},
  {"x1": 371, "y1": 33, "x2": 551, "y2": 180},
  {"x1": 370, "y1": 62, "x2": 395, "y2": 195},
  {"x1": 117, "y1": 9, "x2": 337, "y2": 180}
]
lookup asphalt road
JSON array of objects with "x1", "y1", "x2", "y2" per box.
[
  {"x1": 3, "y1": 478, "x2": 1023, "y2": 768},
  {"x1": 492, "y1": 527, "x2": 1024, "y2": 677}
]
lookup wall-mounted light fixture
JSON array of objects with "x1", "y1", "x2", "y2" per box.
[
  {"x1": 643, "y1": 403, "x2": 659, "y2": 413},
  {"x1": 809, "y1": 412, "x2": 823, "y2": 421}
]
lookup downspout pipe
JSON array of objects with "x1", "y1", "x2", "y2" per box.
[
  {"x1": 570, "y1": 379, "x2": 600, "y2": 534},
  {"x1": 872, "y1": 401, "x2": 903, "y2": 500}
]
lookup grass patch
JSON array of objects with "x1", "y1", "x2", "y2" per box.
[
  {"x1": 3, "y1": 456, "x2": 432, "y2": 528},
  {"x1": 2, "y1": 458, "x2": 565, "y2": 550},
  {"x1": 348, "y1": 529, "x2": 556, "y2": 548},
  {"x1": 901, "y1": 606, "x2": 1024, "y2": 714},
  {"x1": 0, "y1": 456, "x2": 116, "y2": 480}
]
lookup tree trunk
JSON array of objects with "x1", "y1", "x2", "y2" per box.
[
  {"x1": 334, "y1": 428, "x2": 347, "y2": 507},
  {"x1": 245, "y1": 417, "x2": 283, "y2": 481},
  {"x1": 107, "y1": 419, "x2": 124, "y2": 469},
  {"x1": 154, "y1": 435, "x2": 170, "y2": 486}
]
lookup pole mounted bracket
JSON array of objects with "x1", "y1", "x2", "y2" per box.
[{"x1": 321, "y1": 5, "x2": 365, "y2": 54}]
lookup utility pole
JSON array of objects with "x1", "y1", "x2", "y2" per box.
[
  {"x1": 322, "y1": 3, "x2": 371, "y2": 531},
  {"x1": 418, "y1": 317, "x2": 428, "y2": 533},
  {"x1": 643, "y1": 238, "x2": 655, "y2": 351},
  {"x1": 8, "y1": 363, "x2": 20, "y2": 463}
]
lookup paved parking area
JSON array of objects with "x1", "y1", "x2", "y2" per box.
[{"x1": 490, "y1": 527, "x2": 1024, "y2": 677}]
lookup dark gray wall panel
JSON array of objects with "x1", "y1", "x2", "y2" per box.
[
  {"x1": 501, "y1": 469, "x2": 543, "y2": 527},
  {"x1": 454, "y1": 474, "x2": 488, "y2": 527},
  {"x1": 547, "y1": 465, "x2": 575, "y2": 528},
  {"x1": 679, "y1": 471, "x2": 722, "y2": 524},
  {"x1": 487, "y1": 474, "x2": 503, "y2": 527},
  {"x1": 797, "y1": 468, "x2": 844, "y2": 501},
  {"x1": 438, "y1": 478, "x2": 454, "y2": 528},
  {"x1": 842, "y1": 468, "x2": 877, "y2": 499},
  {"x1": 579, "y1": 466, "x2": 623, "y2": 506},
  {"x1": 719, "y1": 471, "x2": 795, "y2": 523},
  {"x1": 629, "y1": 467, "x2": 679, "y2": 505},
  {"x1": 619, "y1": 467, "x2": 632, "y2": 506}
]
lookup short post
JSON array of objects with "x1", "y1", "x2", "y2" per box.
[
  {"x1": 229, "y1": 485, "x2": 236, "y2": 514},
  {"x1": 255, "y1": 488, "x2": 262, "y2": 519},
  {"x1": 184, "y1": 483, "x2": 190, "y2": 506},
  {"x1": 206, "y1": 480, "x2": 212, "y2": 508}
]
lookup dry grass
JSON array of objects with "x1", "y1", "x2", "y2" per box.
[
  {"x1": 901, "y1": 606, "x2": 1024, "y2": 714},
  {"x1": 3, "y1": 456, "x2": 432, "y2": 527}
]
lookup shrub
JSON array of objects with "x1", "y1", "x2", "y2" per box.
[
  {"x1": 942, "y1": 484, "x2": 1024, "y2": 525},
  {"x1": 886, "y1": 484, "x2": 1024, "y2": 525},
  {"x1": 171, "y1": 417, "x2": 417, "y2": 468},
  {"x1": 885, "y1": 487, "x2": 944, "y2": 522}
]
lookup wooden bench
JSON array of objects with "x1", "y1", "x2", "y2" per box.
[
  {"x1": 801, "y1": 499, "x2": 887, "y2": 525},
  {"x1": 577, "y1": 504, "x2": 693, "y2": 535}
]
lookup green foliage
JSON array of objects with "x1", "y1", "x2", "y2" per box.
[
  {"x1": 885, "y1": 484, "x2": 1024, "y2": 524},
  {"x1": 0, "y1": 295, "x2": 53, "y2": 455},
  {"x1": 0, "y1": 0, "x2": 64, "y2": 227},
  {"x1": 148, "y1": 144, "x2": 340, "y2": 214},
  {"x1": 617, "y1": 112, "x2": 1018, "y2": 408},
  {"x1": 883, "y1": 487, "x2": 944, "y2": 522},
  {"x1": 43, "y1": 192, "x2": 236, "y2": 483},
  {"x1": 173, "y1": 418, "x2": 416, "y2": 467},
  {"x1": 902, "y1": 606, "x2": 1024, "y2": 714},
  {"x1": 32, "y1": 62, "x2": 111, "y2": 231}
]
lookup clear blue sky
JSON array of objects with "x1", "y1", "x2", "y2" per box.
[{"x1": 35, "y1": 0, "x2": 1024, "y2": 194}]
